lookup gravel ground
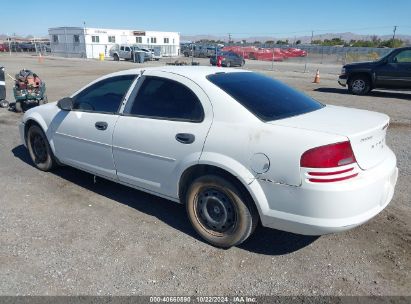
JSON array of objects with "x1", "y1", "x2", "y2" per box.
[{"x1": 0, "y1": 54, "x2": 410, "y2": 296}]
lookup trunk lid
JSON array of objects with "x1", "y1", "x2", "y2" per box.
[{"x1": 269, "y1": 105, "x2": 390, "y2": 170}]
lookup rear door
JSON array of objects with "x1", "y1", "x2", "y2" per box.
[
  {"x1": 53, "y1": 75, "x2": 136, "y2": 179},
  {"x1": 113, "y1": 71, "x2": 213, "y2": 198},
  {"x1": 375, "y1": 49, "x2": 411, "y2": 89}
]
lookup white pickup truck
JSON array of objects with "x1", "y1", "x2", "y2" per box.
[{"x1": 110, "y1": 45, "x2": 160, "y2": 62}]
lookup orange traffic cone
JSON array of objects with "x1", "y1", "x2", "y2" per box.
[
  {"x1": 313, "y1": 69, "x2": 320, "y2": 83},
  {"x1": 38, "y1": 53, "x2": 44, "y2": 64}
]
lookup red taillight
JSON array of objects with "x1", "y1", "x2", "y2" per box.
[{"x1": 300, "y1": 141, "x2": 356, "y2": 168}]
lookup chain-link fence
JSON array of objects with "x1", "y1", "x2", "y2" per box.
[
  {"x1": 0, "y1": 40, "x2": 397, "y2": 68},
  {"x1": 264, "y1": 44, "x2": 393, "y2": 64}
]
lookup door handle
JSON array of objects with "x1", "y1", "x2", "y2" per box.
[
  {"x1": 175, "y1": 133, "x2": 195, "y2": 144},
  {"x1": 95, "y1": 121, "x2": 108, "y2": 131}
]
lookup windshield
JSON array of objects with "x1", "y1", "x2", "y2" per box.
[
  {"x1": 376, "y1": 49, "x2": 395, "y2": 62},
  {"x1": 207, "y1": 72, "x2": 324, "y2": 121}
]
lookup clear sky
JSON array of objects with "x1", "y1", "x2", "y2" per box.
[{"x1": 1, "y1": 0, "x2": 410, "y2": 38}]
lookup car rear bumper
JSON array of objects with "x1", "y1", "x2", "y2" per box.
[
  {"x1": 256, "y1": 149, "x2": 398, "y2": 235},
  {"x1": 338, "y1": 75, "x2": 347, "y2": 86}
]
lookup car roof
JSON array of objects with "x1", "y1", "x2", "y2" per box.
[{"x1": 103, "y1": 66, "x2": 249, "y2": 82}]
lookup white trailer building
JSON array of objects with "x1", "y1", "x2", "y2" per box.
[{"x1": 48, "y1": 27, "x2": 180, "y2": 59}]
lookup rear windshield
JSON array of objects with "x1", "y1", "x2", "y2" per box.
[{"x1": 207, "y1": 72, "x2": 324, "y2": 121}]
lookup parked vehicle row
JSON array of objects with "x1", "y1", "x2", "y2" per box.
[
  {"x1": 20, "y1": 66, "x2": 398, "y2": 248},
  {"x1": 223, "y1": 46, "x2": 307, "y2": 62},
  {"x1": 0, "y1": 42, "x2": 50, "y2": 53},
  {"x1": 182, "y1": 44, "x2": 221, "y2": 58}
]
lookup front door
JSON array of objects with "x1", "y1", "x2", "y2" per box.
[
  {"x1": 375, "y1": 49, "x2": 411, "y2": 89},
  {"x1": 113, "y1": 71, "x2": 213, "y2": 198},
  {"x1": 52, "y1": 75, "x2": 136, "y2": 179}
]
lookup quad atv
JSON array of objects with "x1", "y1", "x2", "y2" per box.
[{"x1": 13, "y1": 69, "x2": 47, "y2": 112}]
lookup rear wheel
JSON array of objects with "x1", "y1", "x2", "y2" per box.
[
  {"x1": 186, "y1": 175, "x2": 258, "y2": 248},
  {"x1": 348, "y1": 75, "x2": 371, "y2": 95},
  {"x1": 0, "y1": 100, "x2": 9, "y2": 108},
  {"x1": 27, "y1": 124, "x2": 56, "y2": 171}
]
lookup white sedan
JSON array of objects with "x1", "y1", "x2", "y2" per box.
[{"x1": 19, "y1": 66, "x2": 398, "y2": 248}]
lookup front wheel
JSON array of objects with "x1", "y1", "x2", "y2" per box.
[
  {"x1": 15, "y1": 101, "x2": 23, "y2": 113},
  {"x1": 113, "y1": 54, "x2": 119, "y2": 61},
  {"x1": 186, "y1": 175, "x2": 258, "y2": 248},
  {"x1": 348, "y1": 75, "x2": 371, "y2": 95},
  {"x1": 39, "y1": 96, "x2": 48, "y2": 105},
  {"x1": 27, "y1": 125, "x2": 56, "y2": 171}
]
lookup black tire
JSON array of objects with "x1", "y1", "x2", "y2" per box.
[
  {"x1": 0, "y1": 100, "x2": 9, "y2": 108},
  {"x1": 186, "y1": 175, "x2": 258, "y2": 248},
  {"x1": 27, "y1": 124, "x2": 56, "y2": 171},
  {"x1": 39, "y1": 96, "x2": 48, "y2": 105},
  {"x1": 348, "y1": 75, "x2": 371, "y2": 95},
  {"x1": 15, "y1": 101, "x2": 23, "y2": 113},
  {"x1": 113, "y1": 54, "x2": 120, "y2": 61},
  {"x1": 241, "y1": 60, "x2": 245, "y2": 67},
  {"x1": 226, "y1": 61, "x2": 231, "y2": 68}
]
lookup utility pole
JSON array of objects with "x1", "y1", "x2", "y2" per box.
[
  {"x1": 228, "y1": 33, "x2": 232, "y2": 45},
  {"x1": 392, "y1": 25, "x2": 398, "y2": 47},
  {"x1": 311, "y1": 30, "x2": 314, "y2": 44}
]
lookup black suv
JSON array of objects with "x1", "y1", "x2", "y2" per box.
[{"x1": 338, "y1": 47, "x2": 411, "y2": 95}]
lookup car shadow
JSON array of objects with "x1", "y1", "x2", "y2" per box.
[
  {"x1": 12, "y1": 144, "x2": 318, "y2": 255},
  {"x1": 314, "y1": 87, "x2": 411, "y2": 100}
]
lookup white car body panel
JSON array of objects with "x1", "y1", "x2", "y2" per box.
[
  {"x1": 270, "y1": 105, "x2": 390, "y2": 170},
  {"x1": 112, "y1": 70, "x2": 214, "y2": 198},
  {"x1": 53, "y1": 112, "x2": 120, "y2": 180},
  {"x1": 20, "y1": 66, "x2": 398, "y2": 236}
]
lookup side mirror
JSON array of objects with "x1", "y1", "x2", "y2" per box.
[{"x1": 57, "y1": 97, "x2": 73, "y2": 111}]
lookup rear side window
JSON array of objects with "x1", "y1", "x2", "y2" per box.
[
  {"x1": 208, "y1": 72, "x2": 323, "y2": 121},
  {"x1": 73, "y1": 75, "x2": 135, "y2": 113},
  {"x1": 126, "y1": 76, "x2": 204, "y2": 122}
]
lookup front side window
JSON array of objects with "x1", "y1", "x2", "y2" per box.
[
  {"x1": 208, "y1": 72, "x2": 323, "y2": 121},
  {"x1": 393, "y1": 50, "x2": 411, "y2": 63},
  {"x1": 126, "y1": 76, "x2": 204, "y2": 122},
  {"x1": 73, "y1": 75, "x2": 135, "y2": 113}
]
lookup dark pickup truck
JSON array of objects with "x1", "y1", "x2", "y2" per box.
[{"x1": 338, "y1": 47, "x2": 411, "y2": 95}]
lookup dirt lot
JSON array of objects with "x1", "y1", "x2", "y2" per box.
[{"x1": 0, "y1": 54, "x2": 410, "y2": 296}]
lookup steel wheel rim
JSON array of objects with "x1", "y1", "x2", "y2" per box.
[
  {"x1": 31, "y1": 134, "x2": 47, "y2": 163},
  {"x1": 195, "y1": 187, "x2": 236, "y2": 234},
  {"x1": 352, "y1": 79, "x2": 366, "y2": 93}
]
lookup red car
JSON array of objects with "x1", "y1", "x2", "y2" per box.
[{"x1": 0, "y1": 44, "x2": 9, "y2": 52}]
